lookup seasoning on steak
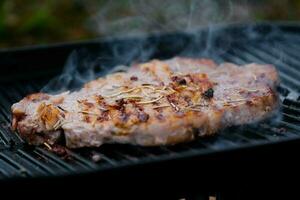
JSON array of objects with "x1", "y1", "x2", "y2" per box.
[{"x1": 11, "y1": 57, "x2": 279, "y2": 148}]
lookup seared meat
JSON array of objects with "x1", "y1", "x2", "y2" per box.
[{"x1": 11, "y1": 57, "x2": 279, "y2": 148}]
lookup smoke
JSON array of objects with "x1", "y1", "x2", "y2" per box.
[
  {"x1": 41, "y1": 50, "x2": 102, "y2": 93},
  {"x1": 42, "y1": 0, "x2": 283, "y2": 93},
  {"x1": 41, "y1": 38, "x2": 157, "y2": 93},
  {"x1": 89, "y1": 0, "x2": 251, "y2": 36}
]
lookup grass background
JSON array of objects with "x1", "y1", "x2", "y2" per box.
[{"x1": 1, "y1": 0, "x2": 300, "y2": 48}]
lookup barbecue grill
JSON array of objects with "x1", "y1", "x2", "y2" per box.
[{"x1": 1, "y1": 22, "x2": 300, "y2": 198}]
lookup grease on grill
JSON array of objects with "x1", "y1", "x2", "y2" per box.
[
  {"x1": 52, "y1": 145, "x2": 68, "y2": 156},
  {"x1": 43, "y1": 143, "x2": 71, "y2": 159},
  {"x1": 91, "y1": 152, "x2": 102, "y2": 162}
]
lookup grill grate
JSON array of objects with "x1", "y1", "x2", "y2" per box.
[{"x1": 1, "y1": 23, "x2": 300, "y2": 180}]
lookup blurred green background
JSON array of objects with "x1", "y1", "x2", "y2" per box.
[{"x1": 1, "y1": 0, "x2": 300, "y2": 48}]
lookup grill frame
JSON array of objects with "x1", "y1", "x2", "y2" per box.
[{"x1": 1, "y1": 22, "x2": 300, "y2": 194}]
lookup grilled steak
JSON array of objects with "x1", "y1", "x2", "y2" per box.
[{"x1": 11, "y1": 57, "x2": 279, "y2": 148}]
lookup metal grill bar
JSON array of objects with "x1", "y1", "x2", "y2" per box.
[
  {"x1": 34, "y1": 148, "x2": 78, "y2": 172},
  {"x1": 243, "y1": 45, "x2": 300, "y2": 85},
  {"x1": 17, "y1": 149, "x2": 57, "y2": 175},
  {"x1": 233, "y1": 46, "x2": 299, "y2": 90},
  {"x1": 0, "y1": 152, "x2": 31, "y2": 177}
]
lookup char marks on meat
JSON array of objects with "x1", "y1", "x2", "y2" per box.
[{"x1": 11, "y1": 57, "x2": 279, "y2": 148}]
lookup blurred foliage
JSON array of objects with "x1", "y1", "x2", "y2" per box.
[
  {"x1": 0, "y1": 0, "x2": 101, "y2": 47},
  {"x1": 254, "y1": 0, "x2": 300, "y2": 20},
  {"x1": 1, "y1": 0, "x2": 300, "y2": 48}
]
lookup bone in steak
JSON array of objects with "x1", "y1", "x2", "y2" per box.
[{"x1": 11, "y1": 57, "x2": 279, "y2": 148}]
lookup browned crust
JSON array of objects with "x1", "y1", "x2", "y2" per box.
[{"x1": 25, "y1": 93, "x2": 50, "y2": 102}]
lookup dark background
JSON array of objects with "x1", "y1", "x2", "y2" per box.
[{"x1": 1, "y1": 0, "x2": 299, "y2": 48}]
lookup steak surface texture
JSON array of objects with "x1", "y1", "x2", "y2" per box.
[{"x1": 11, "y1": 57, "x2": 279, "y2": 148}]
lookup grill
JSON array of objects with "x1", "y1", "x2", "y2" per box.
[{"x1": 1, "y1": 22, "x2": 300, "y2": 197}]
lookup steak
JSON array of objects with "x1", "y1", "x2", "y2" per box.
[{"x1": 11, "y1": 57, "x2": 279, "y2": 148}]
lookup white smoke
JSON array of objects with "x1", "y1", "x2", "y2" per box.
[
  {"x1": 89, "y1": 0, "x2": 252, "y2": 36},
  {"x1": 42, "y1": 0, "x2": 283, "y2": 93}
]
